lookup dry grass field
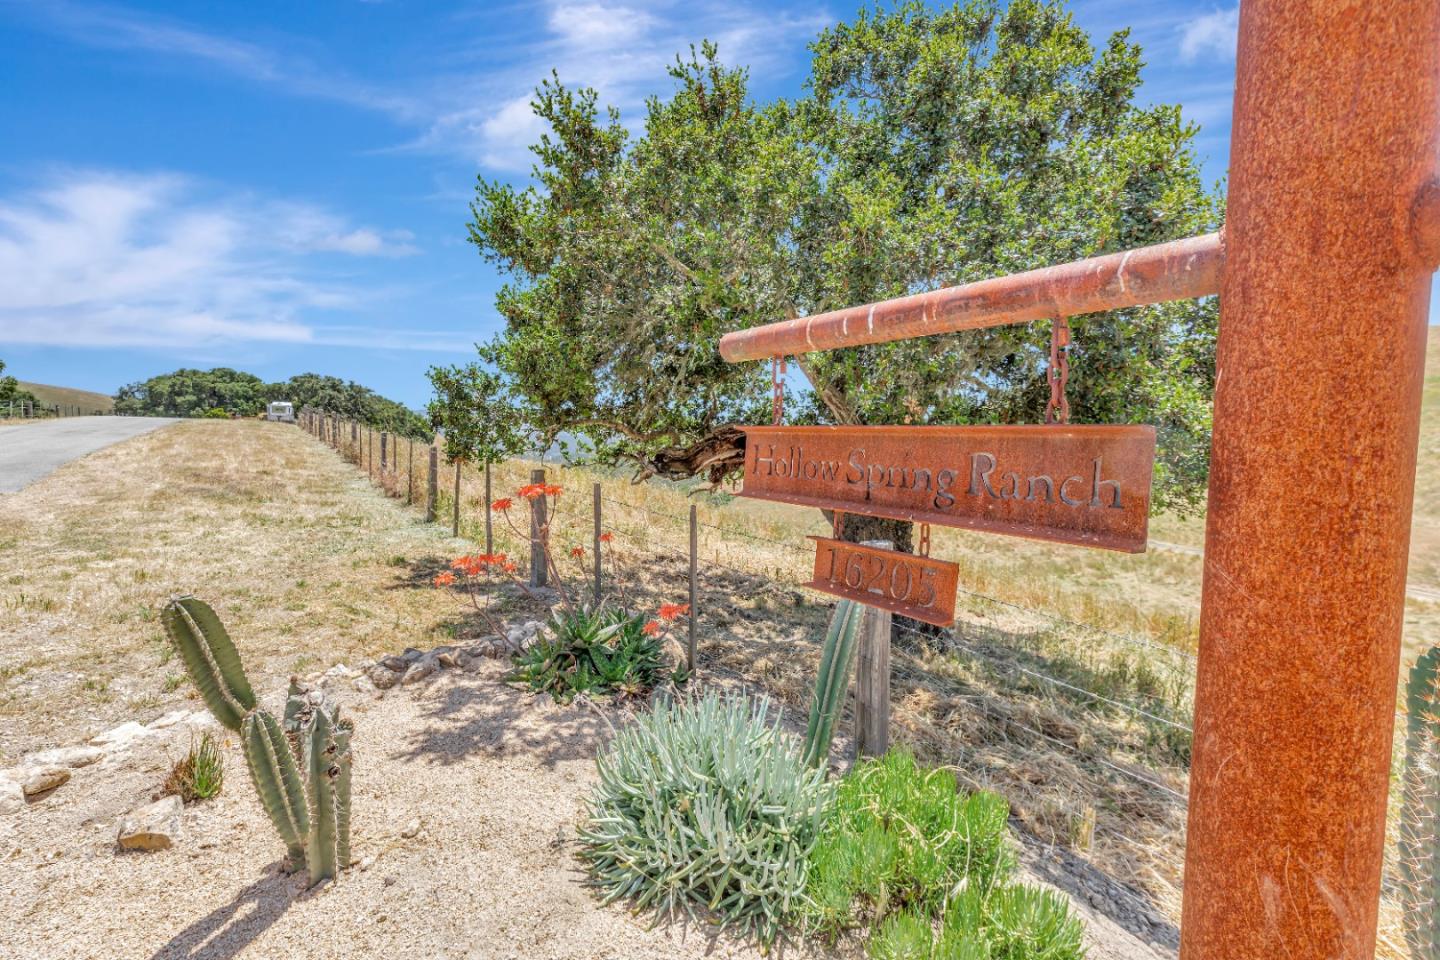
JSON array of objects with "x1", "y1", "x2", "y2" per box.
[{"x1": 16, "y1": 381, "x2": 114, "y2": 414}]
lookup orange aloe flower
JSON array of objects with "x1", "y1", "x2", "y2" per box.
[
  {"x1": 642, "y1": 620, "x2": 662, "y2": 637},
  {"x1": 599, "y1": 532, "x2": 614, "y2": 543},
  {"x1": 517, "y1": 483, "x2": 546, "y2": 500},
  {"x1": 657, "y1": 602, "x2": 690, "y2": 621},
  {"x1": 570, "y1": 546, "x2": 585, "y2": 559},
  {"x1": 433, "y1": 571, "x2": 456, "y2": 587},
  {"x1": 491, "y1": 497, "x2": 514, "y2": 512}
]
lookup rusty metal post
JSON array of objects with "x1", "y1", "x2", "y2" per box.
[
  {"x1": 425, "y1": 446, "x2": 438, "y2": 523},
  {"x1": 529, "y1": 468, "x2": 548, "y2": 588},
  {"x1": 484, "y1": 461, "x2": 493, "y2": 555},
  {"x1": 592, "y1": 482, "x2": 602, "y2": 603},
  {"x1": 687, "y1": 504, "x2": 698, "y2": 672},
  {"x1": 1180, "y1": 4, "x2": 1440, "y2": 959}
]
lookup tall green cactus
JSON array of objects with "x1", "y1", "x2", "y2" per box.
[
  {"x1": 1401, "y1": 646, "x2": 1440, "y2": 958},
  {"x1": 802, "y1": 599, "x2": 865, "y2": 768},
  {"x1": 162, "y1": 596, "x2": 354, "y2": 886}
]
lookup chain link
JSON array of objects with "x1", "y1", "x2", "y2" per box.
[
  {"x1": 918, "y1": 522, "x2": 931, "y2": 557},
  {"x1": 1045, "y1": 318, "x2": 1072, "y2": 424},
  {"x1": 771, "y1": 355, "x2": 787, "y2": 425}
]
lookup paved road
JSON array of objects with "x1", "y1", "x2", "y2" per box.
[{"x1": 0, "y1": 416, "x2": 178, "y2": 493}]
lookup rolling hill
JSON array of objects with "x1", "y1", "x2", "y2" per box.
[{"x1": 16, "y1": 382, "x2": 113, "y2": 414}]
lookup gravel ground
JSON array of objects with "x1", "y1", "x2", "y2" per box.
[{"x1": 1, "y1": 656, "x2": 1169, "y2": 960}]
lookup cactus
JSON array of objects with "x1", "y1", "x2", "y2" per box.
[
  {"x1": 802, "y1": 598, "x2": 865, "y2": 768},
  {"x1": 162, "y1": 596, "x2": 354, "y2": 885},
  {"x1": 1401, "y1": 646, "x2": 1440, "y2": 958}
]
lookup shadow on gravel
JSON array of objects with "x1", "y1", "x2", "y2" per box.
[
  {"x1": 150, "y1": 871, "x2": 294, "y2": 960},
  {"x1": 392, "y1": 677, "x2": 616, "y2": 771}
]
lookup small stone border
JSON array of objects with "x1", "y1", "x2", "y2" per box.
[{"x1": 361, "y1": 619, "x2": 546, "y2": 690}]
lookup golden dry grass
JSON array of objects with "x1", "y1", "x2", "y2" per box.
[{"x1": 0, "y1": 419, "x2": 476, "y2": 765}]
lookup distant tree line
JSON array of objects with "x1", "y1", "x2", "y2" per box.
[
  {"x1": 114, "y1": 368, "x2": 432, "y2": 440},
  {"x1": 0, "y1": 360, "x2": 38, "y2": 411}
]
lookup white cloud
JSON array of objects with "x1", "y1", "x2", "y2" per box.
[
  {"x1": 0, "y1": 171, "x2": 427, "y2": 350},
  {"x1": 1179, "y1": 7, "x2": 1239, "y2": 63}
]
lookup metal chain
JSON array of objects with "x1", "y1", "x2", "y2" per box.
[
  {"x1": 832, "y1": 509, "x2": 844, "y2": 539},
  {"x1": 771, "y1": 355, "x2": 787, "y2": 425},
  {"x1": 918, "y1": 522, "x2": 931, "y2": 557},
  {"x1": 1045, "y1": 318, "x2": 1072, "y2": 424}
]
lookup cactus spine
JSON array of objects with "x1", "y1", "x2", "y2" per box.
[
  {"x1": 802, "y1": 598, "x2": 864, "y2": 767},
  {"x1": 1401, "y1": 646, "x2": 1440, "y2": 958},
  {"x1": 162, "y1": 596, "x2": 354, "y2": 886}
]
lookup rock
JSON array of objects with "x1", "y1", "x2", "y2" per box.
[
  {"x1": 148, "y1": 710, "x2": 192, "y2": 730},
  {"x1": 30, "y1": 745, "x2": 104, "y2": 769},
  {"x1": 401, "y1": 647, "x2": 424, "y2": 662},
  {"x1": 320, "y1": 664, "x2": 354, "y2": 685},
  {"x1": 358, "y1": 854, "x2": 376, "y2": 871},
  {"x1": 90, "y1": 721, "x2": 152, "y2": 749},
  {"x1": 436, "y1": 650, "x2": 461, "y2": 668},
  {"x1": 351, "y1": 675, "x2": 381, "y2": 698},
  {"x1": 116, "y1": 796, "x2": 183, "y2": 851},
  {"x1": 19, "y1": 766, "x2": 69, "y2": 797},
  {"x1": 378, "y1": 655, "x2": 409, "y2": 673},
  {"x1": 399, "y1": 818, "x2": 421, "y2": 839},
  {"x1": 400, "y1": 656, "x2": 438, "y2": 686},
  {"x1": 0, "y1": 776, "x2": 23, "y2": 815},
  {"x1": 367, "y1": 664, "x2": 402, "y2": 690}
]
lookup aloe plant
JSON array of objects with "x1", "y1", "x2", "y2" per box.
[
  {"x1": 163, "y1": 596, "x2": 353, "y2": 885},
  {"x1": 1401, "y1": 646, "x2": 1440, "y2": 958},
  {"x1": 802, "y1": 598, "x2": 865, "y2": 767}
]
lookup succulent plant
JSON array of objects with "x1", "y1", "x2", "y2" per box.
[
  {"x1": 578, "y1": 691, "x2": 833, "y2": 944},
  {"x1": 802, "y1": 598, "x2": 864, "y2": 767},
  {"x1": 1401, "y1": 646, "x2": 1440, "y2": 958},
  {"x1": 163, "y1": 596, "x2": 353, "y2": 885}
]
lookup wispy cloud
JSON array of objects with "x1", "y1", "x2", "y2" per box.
[
  {"x1": 9, "y1": 0, "x2": 829, "y2": 173},
  {"x1": 5, "y1": 0, "x2": 421, "y2": 119},
  {"x1": 0, "y1": 170, "x2": 434, "y2": 350},
  {"x1": 1179, "y1": 6, "x2": 1239, "y2": 63}
]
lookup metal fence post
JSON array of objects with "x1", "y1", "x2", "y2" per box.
[
  {"x1": 529, "y1": 468, "x2": 548, "y2": 588},
  {"x1": 688, "y1": 504, "x2": 698, "y2": 672},
  {"x1": 452, "y1": 460, "x2": 461, "y2": 537},
  {"x1": 425, "y1": 446, "x2": 438, "y2": 523},
  {"x1": 592, "y1": 482, "x2": 602, "y2": 603},
  {"x1": 1179, "y1": 4, "x2": 1440, "y2": 959},
  {"x1": 484, "y1": 461, "x2": 493, "y2": 555}
]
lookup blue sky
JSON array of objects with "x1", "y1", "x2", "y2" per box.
[{"x1": 0, "y1": 0, "x2": 1242, "y2": 409}]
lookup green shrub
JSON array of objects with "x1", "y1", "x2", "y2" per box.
[
  {"x1": 508, "y1": 604, "x2": 667, "y2": 703},
  {"x1": 163, "y1": 729, "x2": 225, "y2": 803},
  {"x1": 806, "y1": 750, "x2": 1084, "y2": 960},
  {"x1": 578, "y1": 691, "x2": 833, "y2": 943}
]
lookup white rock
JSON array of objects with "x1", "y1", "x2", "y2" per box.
[
  {"x1": 321, "y1": 663, "x2": 354, "y2": 683},
  {"x1": 399, "y1": 818, "x2": 422, "y2": 839},
  {"x1": 18, "y1": 766, "x2": 69, "y2": 797},
  {"x1": 0, "y1": 776, "x2": 23, "y2": 815},
  {"x1": 116, "y1": 795, "x2": 183, "y2": 851},
  {"x1": 30, "y1": 745, "x2": 104, "y2": 769},
  {"x1": 351, "y1": 675, "x2": 381, "y2": 698},
  {"x1": 91, "y1": 721, "x2": 153, "y2": 749},
  {"x1": 148, "y1": 710, "x2": 192, "y2": 730}
]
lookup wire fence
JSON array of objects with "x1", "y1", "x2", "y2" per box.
[{"x1": 290, "y1": 407, "x2": 1423, "y2": 941}]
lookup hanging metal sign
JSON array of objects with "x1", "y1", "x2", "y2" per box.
[
  {"x1": 739, "y1": 424, "x2": 1156, "y2": 553},
  {"x1": 805, "y1": 536, "x2": 959, "y2": 626}
]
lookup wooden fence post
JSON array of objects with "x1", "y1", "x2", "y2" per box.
[
  {"x1": 484, "y1": 461, "x2": 493, "y2": 555},
  {"x1": 452, "y1": 460, "x2": 461, "y2": 537},
  {"x1": 529, "y1": 468, "x2": 548, "y2": 588},
  {"x1": 592, "y1": 482, "x2": 602, "y2": 603},
  {"x1": 688, "y1": 504, "x2": 698, "y2": 672},
  {"x1": 367, "y1": 426, "x2": 373, "y2": 478},
  {"x1": 855, "y1": 604, "x2": 893, "y2": 758},
  {"x1": 854, "y1": 539, "x2": 894, "y2": 758},
  {"x1": 380, "y1": 432, "x2": 388, "y2": 473},
  {"x1": 407, "y1": 440, "x2": 414, "y2": 505},
  {"x1": 425, "y1": 446, "x2": 438, "y2": 523}
]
